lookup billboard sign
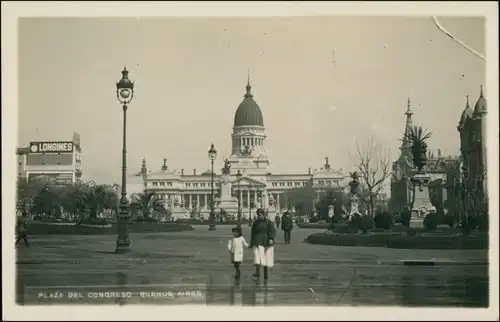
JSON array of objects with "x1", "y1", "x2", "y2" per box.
[
  {"x1": 27, "y1": 172, "x2": 73, "y2": 185},
  {"x1": 29, "y1": 141, "x2": 74, "y2": 154}
]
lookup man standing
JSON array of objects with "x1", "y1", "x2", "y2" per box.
[
  {"x1": 281, "y1": 211, "x2": 293, "y2": 244},
  {"x1": 274, "y1": 214, "x2": 281, "y2": 229},
  {"x1": 15, "y1": 216, "x2": 30, "y2": 248}
]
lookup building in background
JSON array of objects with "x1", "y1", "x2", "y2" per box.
[
  {"x1": 19, "y1": 132, "x2": 83, "y2": 185},
  {"x1": 389, "y1": 99, "x2": 461, "y2": 215},
  {"x1": 458, "y1": 86, "x2": 488, "y2": 215},
  {"x1": 128, "y1": 79, "x2": 346, "y2": 217},
  {"x1": 17, "y1": 147, "x2": 30, "y2": 179}
]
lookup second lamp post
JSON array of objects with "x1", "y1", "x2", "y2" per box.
[
  {"x1": 236, "y1": 170, "x2": 242, "y2": 229},
  {"x1": 208, "y1": 143, "x2": 217, "y2": 231},
  {"x1": 115, "y1": 66, "x2": 134, "y2": 253}
]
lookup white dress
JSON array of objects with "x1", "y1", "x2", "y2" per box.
[
  {"x1": 253, "y1": 244, "x2": 274, "y2": 268},
  {"x1": 228, "y1": 236, "x2": 249, "y2": 263}
]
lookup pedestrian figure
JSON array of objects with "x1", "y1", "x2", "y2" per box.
[
  {"x1": 281, "y1": 211, "x2": 294, "y2": 244},
  {"x1": 275, "y1": 214, "x2": 281, "y2": 229},
  {"x1": 15, "y1": 216, "x2": 30, "y2": 248},
  {"x1": 228, "y1": 227, "x2": 249, "y2": 279},
  {"x1": 249, "y1": 209, "x2": 276, "y2": 280}
]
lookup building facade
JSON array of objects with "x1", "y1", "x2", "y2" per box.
[
  {"x1": 457, "y1": 86, "x2": 488, "y2": 215},
  {"x1": 389, "y1": 98, "x2": 461, "y2": 215},
  {"x1": 128, "y1": 79, "x2": 346, "y2": 217},
  {"x1": 17, "y1": 147, "x2": 30, "y2": 179},
  {"x1": 19, "y1": 132, "x2": 83, "y2": 185}
]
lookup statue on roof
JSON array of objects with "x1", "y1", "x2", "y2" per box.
[
  {"x1": 324, "y1": 157, "x2": 331, "y2": 170},
  {"x1": 241, "y1": 145, "x2": 252, "y2": 156},
  {"x1": 221, "y1": 158, "x2": 231, "y2": 176}
]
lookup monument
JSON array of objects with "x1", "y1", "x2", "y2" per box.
[
  {"x1": 328, "y1": 204, "x2": 335, "y2": 219},
  {"x1": 170, "y1": 196, "x2": 190, "y2": 220},
  {"x1": 410, "y1": 173, "x2": 436, "y2": 228},
  {"x1": 261, "y1": 188, "x2": 277, "y2": 221},
  {"x1": 214, "y1": 159, "x2": 239, "y2": 216},
  {"x1": 348, "y1": 171, "x2": 362, "y2": 220}
]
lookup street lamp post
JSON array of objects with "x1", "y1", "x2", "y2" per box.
[
  {"x1": 115, "y1": 66, "x2": 134, "y2": 254},
  {"x1": 236, "y1": 170, "x2": 242, "y2": 229},
  {"x1": 248, "y1": 183, "x2": 253, "y2": 226},
  {"x1": 208, "y1": 143, "x2": 217, "y2": 231}
]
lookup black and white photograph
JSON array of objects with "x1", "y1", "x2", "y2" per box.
[{"x1": 2, "y1": 1, "x2": 498, "y2": 321}]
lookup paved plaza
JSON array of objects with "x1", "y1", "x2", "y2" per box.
[{"x1": 16, "y1": 226, "x2": 489, "y2": 306}]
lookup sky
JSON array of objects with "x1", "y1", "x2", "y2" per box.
[{"x1": 18, "y1": 16, "x2": 486, "y2": 184}]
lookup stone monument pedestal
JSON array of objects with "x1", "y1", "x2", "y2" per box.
[
  {"x1": 215, "y1": 174, "x2": 239, "y2": 217},
  {"x1": 410, "y1": 173, "x2": 436, "y2": 228},
  {"x1": 215, "y1": 198, "x2": 239, "y2": 216},
  {"x1": 171, "y1": 206, "x2": 190, "y2": 221},
  {"x1": 266, "y1": 209, "x2": 278, "y2": 221},
  {"x1": 349, "y1": 195, "x2": 361, "y2": 220}
]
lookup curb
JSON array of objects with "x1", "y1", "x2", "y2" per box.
[
  {"x1": 398, "y1": 259, "x2": 489, "y2": 266},
  {"x1": 16, "y1": 258, "x2": 489, "y2": 266}
]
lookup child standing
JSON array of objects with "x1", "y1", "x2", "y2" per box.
[{"x1": 228, "y1": 227, "x2": 249, "y2": 279}]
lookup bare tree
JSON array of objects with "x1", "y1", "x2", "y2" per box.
[{"x1": 350, "y1": 136, "x2": 392, "y2": 217}]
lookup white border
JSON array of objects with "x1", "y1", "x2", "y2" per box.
[{"x1": 2, "y1": 1, "x2": 498, "y2": 321}]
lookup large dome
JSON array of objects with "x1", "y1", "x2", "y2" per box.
[
  {"x1": 233, "y1": 82, "x2": 264, "y2": 127},
  {"x1": 473, "y1": 85, "x2": 487, "y2": 115}
]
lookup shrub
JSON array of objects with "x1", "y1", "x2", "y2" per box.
[
  {"x1": 374, "y1": 212, "x2": 393, "y2": 230},
  {"x1": 348, "y1": 214, "x2": 362, "y2": 229},
  {"x1": 477, "y1": 214, "x2": 489, "y2": 231},
  {"x1": 359, "y1": 216, "x2": 374, "y2": 233},
  {"x1": 401, "y1": 210, "x2": 411, "y2": 228},
  {"x1": 423, "y1": 213, "x2": 439, "y2": 230},
  {"x1": 332, "y1": 213, "x2": 343, "y2": 223},
  {"x1": 76, "y1": 218, "x2": 109, "y2": 226},
  {"x1": 443, "y1": 214, "x2": 457, "y2": 228},
  {"x1": 467, "y1": 216, "x2": 479, "y2": 230},
  {"x1": 406, "y1": 229, "x2": 417, "y2": 237},
  {"x1": 136, "y1": 216, "x2": 158, "y2": 223},
  {"x1": 309, "y1": 216, "x2": 319, "y2": 223}
]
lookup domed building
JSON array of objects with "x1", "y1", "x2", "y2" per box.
[
  {"x1": 128, "y1": 76, "x2": 345, "y2": 219},
  {"x1": 457, "y1": 85, "x2": 488, "y2": 215}
]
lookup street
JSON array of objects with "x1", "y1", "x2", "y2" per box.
[{"x1": 16, "y1": 226, "x2": 489, "y2": 306}]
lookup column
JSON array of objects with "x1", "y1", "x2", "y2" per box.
[
  {"x1": 247, "y1": 190, "x2": 250, "y2": 207},
  {"x1": 196, "y1": 194, "x2": 200, "y2": 208},
  {"x1": 204, "y1": 194, "x2": 207, "y2": 209},
  {"x1": 239, "y1": 190, "x2": 243, "y2": 206},
  {"x1": 277, "y1": 193, "x2": 280, "y2": 212}
]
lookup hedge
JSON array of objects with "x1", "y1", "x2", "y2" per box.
[
  {"x1": 25, "y1": 222, "x2": 194, "y2": 235},
  {"x1": 173, "y1": 219, "x2": 249, "y2": 226},
  {"x1": 305, "y1": 232, "x2": 488, "y2": 250},
  {"x1": 298, "y1": 222, "x2": 463, "y2": 234}
]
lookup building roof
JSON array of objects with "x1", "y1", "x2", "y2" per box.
[
  {"x1": 458, "y1": 95, "x2": 474, "y2": 128},
  {"x1": 233, "y1": 79, "x2": 264, "y2": 127},
  {"x1": 473, "y1": 85, "x2": 487, "y2": 115}
]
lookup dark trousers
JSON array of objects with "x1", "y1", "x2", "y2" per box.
[
  {"x1": 233, "y1": 262, "x2": 241, "y2": 278},
  {"x1": 254, "y1": 265, "x2": 269, "y2": 279},
  {"x1": 15, "y1": 233, "x2": 29, "y2": 247},
  {"x1": 284, "y1": 230, "x2": 291, "y2": 244}
]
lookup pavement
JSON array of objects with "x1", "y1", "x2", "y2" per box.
[{"x1": 16, "y1": 226, "x2": 489, "y2": 306}]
